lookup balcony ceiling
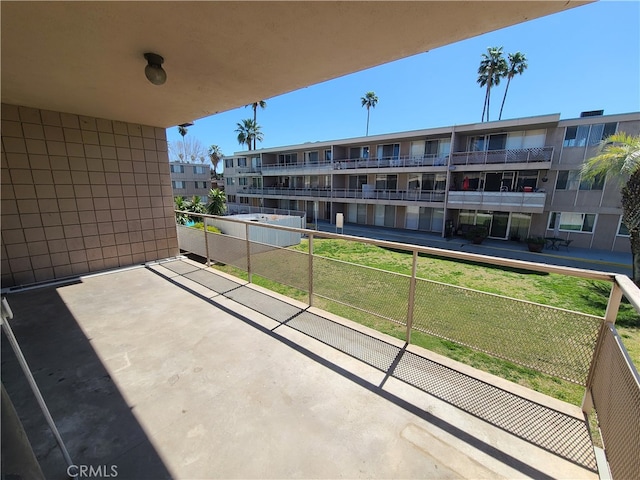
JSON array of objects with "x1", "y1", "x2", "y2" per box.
[{"x1": 1, "y1": 1, "x2": 588, "y2": 128}]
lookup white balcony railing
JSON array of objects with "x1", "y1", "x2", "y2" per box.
[
  {"x1": 451, "y1": 146, "x2": 553, "y2": 166},
  {"x1": 447, "y1": 190, "x2": 546, "y2": 212}
]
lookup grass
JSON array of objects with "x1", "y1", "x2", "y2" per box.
[{"x1": 210, "y1": 238, "x2": 639, "y2": 406}]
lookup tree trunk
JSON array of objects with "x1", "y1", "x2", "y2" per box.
[
  {"x1": 499, "y1": 77, "x2": 511, "y2": 121},
  {"x1": 622, "y1": 170, "x2": 640, "y2": 286},
  {"x1": 366, "y1": 107, "x2": 370, "y2": 136},
  {"x1": 482, "y1": 87, "x2": 489, "y2": 122}
]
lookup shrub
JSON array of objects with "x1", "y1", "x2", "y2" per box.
[{"x1": 190, "y1": 222, "x2": 221, "y2": 234}]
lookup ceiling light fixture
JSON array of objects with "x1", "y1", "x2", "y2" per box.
[{"x1": 144, "y1": 52, "x2": 166, "y2": 86}]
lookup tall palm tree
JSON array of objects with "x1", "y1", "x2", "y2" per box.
[
  {"x1": 477, "y1": 46, "x2": 507, "y2": 122},
  {"x1": 582, "y1": 132, "x2": 640, "y2": 286},
  {"x1": 498, "y1": 52, "x2": 528, "y2": 120},
  {"x1": 208, "y1": 145, "x2": 223, "y2": 178},
  {"x1": 246, "y1": 100, "x2": 267, "y2": 124},
  {"x1": 235, "y1": 119, "x2": 263, "y2": 151},
  {"x1": 178, "y1": 125, "x2": 188, "y2": 161},
  {"x1": 206, "y1": 188, "x2": 226, "y2": 216},
  {"x1": 361, "y1": 91, "x2": 378, "y2": 136}
]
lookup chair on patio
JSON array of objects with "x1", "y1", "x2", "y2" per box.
[{"x1": 559, "y1": 239, "x2": 573, "y2": 251}]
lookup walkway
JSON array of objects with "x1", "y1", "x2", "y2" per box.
[
  {"x1": 2, "y1": 259, "x2": 598, "y2": 479},
  {"x1": 314, "y1": 220, "x2": 633, "y2": 276}
]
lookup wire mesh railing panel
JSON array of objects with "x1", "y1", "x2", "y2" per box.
[
  {"x1": 206, "y1": 232, "x2": 248, "y2": 272},
  {"x1": 249, "y1": 240, "x2": 309, "y2": 292},
  {"x1": 411, "y1": 278, "x2": 602, "y2": 384},
  {"x1": 591, "y1": 325, "x2": 640, "y2": 480},
  {"x1": 224, "y1": 285, "x2": 303, "y2": 324},
  {"x1": 176, "y1": 225, "x2": 208, "y2": 257},
  {"x1": 394, "y1": 350, "x2": 596, "y2": 470},
  {"x1": 287, "y1": 311, "x2": 401, "y2": 371},
  {"x1": 312, "y1": 256, "x2": 410, "y2": 325}
]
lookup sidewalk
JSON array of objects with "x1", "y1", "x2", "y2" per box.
[{"x1": 312, "y1": 221, "x2": 633, "y2": 277}]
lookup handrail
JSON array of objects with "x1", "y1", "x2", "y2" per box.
[{"x1": 174, "y1": 210, "x2": 616, "y2": 281}]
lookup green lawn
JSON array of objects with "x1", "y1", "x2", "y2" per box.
[{"x1": 212, "y1": 238, "x2": 639, "y2": 406}]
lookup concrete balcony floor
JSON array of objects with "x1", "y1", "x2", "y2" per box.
[{"x1": 2, "y1": 258, "x2": 599, "y2": 479}]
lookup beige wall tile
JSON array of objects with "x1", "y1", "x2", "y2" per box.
[
  {"x1": 2, "y1": 105, "x2": 178, "y2": 287},
  {"x1": 40, "y1": 110, "x2": 62, "y2": 126},
  {"x1": 44, "y1": 126, "x2": 65, "y2": 141},
  {"x1": 18, "y1": 106, "x2": 41, "y2": 124},
  {"x1": 23, "y1": 123, "x2": 45, "y2": 140}
]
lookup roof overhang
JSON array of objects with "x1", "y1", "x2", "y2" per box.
[{"x1": 1, "y1": 1, "x2": 589, "y2": 128}]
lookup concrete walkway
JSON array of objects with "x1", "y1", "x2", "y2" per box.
[
  {"x1": 2, "y1": 260, "x2": 598, "y2": 479},
  {"x1": 313, "y1": 220, "x2": 633, "y2": 276}
]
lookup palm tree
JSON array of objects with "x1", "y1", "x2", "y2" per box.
[
  {"x1": 582, "y1": 132, "x2": 640, "y2": 286},
  {"x1": 498, "y1": 52, "x2": 528, "y2": 120},
  {"x1": 206, "y1": 188, "x2": 226, "y2": 216},
  {"x1": 178, "y1": 125, "x2": 188, "y2": 161},
  {"x1": 187, "y1": 195, "x2": 206, "y2": 223},
  {"x1": 174, "y1": 196, "x2": 189, "y2": 225},
  {"x1": 477, "y1": 46, "x2": 507, "y2": 122},
  {"x1": 361, "y1": 91, "x2": 378, "y2": 136},
  {"x1": 208, "y1": 145, "x2": 223, "y2": 178},
  {"x1": 246, "y1": 100, "x2": 267, "y2": 124},
  {"x1": 235, "y1": 119, "x2": 263, "y2": 151}
]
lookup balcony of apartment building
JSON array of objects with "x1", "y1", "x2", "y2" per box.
[
  {"x1": 333, "y1": 153, "x2": 449, "y2": 171},
  {"x1": 450, "y1": 146, "x2": 554, "y2": 168},
  {"x1": 447, "y1": 170, "x2": 549, "y2": 214}
]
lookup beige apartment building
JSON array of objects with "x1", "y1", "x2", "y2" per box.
[
  {"x1": 169, "y1": 161, "x2": 211, "y2": 202},
  {"x1": 224, "y1": 111, "x2": 640, "y2": 253}
]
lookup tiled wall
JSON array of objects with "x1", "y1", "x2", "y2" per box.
[{"x1": 1, "y1": 104, "x2": 179, "y2": 287}]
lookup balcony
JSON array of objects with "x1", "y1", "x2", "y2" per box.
[
  {"x1": 261, "y1": 161, "x2": 333, "y2": 173},
  {"x1": 170, "y1": 214, "x2": 639, "y2": 480},
  {"x1": 334, "y1": 154, "x2": 448, "y2": 170},
  {"x1": 3, "y1": 215, "x2": 638, "y2": 479},
  {"x1": 241, "y1": 187, "x2": 445, "y2": 203},
  {"x1": 451, "y1": 147, "x2": 554, "y2": 167},
  {"x1": 447, "y1": 190, "x2": 547, "y2": 213}
]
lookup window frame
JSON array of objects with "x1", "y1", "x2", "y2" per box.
[{"x1": 547, "y1": 211, "x2": 597, "y2": 233}]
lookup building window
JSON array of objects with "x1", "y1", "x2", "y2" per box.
[
  {"x1": 193, "y1": 165, "x2": 208, "y2": 174},
  {"x1": 548, "y1": 212, "x2": 596, "y2": 233},
  {"x1": 278, "y1": 153, "x2": 297, "y2": 165},
  {"x1": 225, "y1": 158, "x2": 234, "y2": 168},
  {"x1": 579, "y1": 173, "x2": 605, "y2": 190},
  {"x1": 227, "y1": 195, "x2": 236, "y2": 203},
  {"x1": 226, "y1": 177, "x2": 235, "y2": 186},
  {"x1": 468, "y1": 133, "x2": 507, "y2": 152},
  {"x1": 422, "y1": 173, "x2": 446, "y2": 191},
  {"x1": 305, "y1": 151, "x2": 319, "y2": 164},
  {"x1": 563, "y1": 122, "x2": 617, "y2": 147},
  {"x1": 375, "y1": 174, "x2": 397, "y2": 190},
  {"x1": 238, "y1": 177, "x2": 248, "y2": 186},
  {"x1": 617, "y1": 217, "x2": 629, "y2": 236},
  {"x1": 238, "y1": 158, "x2": 247, "y2": 167},
  {"x1": 377, "y1": 143, "x2": 400, "y2": 160},
  {"x1": 239, "y1": 197, "x2": 249, "y2": 204},
  {"x1": 324, "y1": 149, "x2": 332, "y2": 161},
  {"x1": 556, "y1": 170, "x2": 580, "y2": 190},
  {"x1": 194, "y1": 181, "x2": 208, "y2": 189},
  {"x1": 171, "y1": 180, "x2": 185, "y2": 189},
  {"x1": 170, "y1": 164, "x2": 185, "y2": 174}
]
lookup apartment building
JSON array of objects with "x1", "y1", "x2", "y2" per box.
[
  {"x1": 169, "y1": 161, "x2": 212, "y2": 202},
  {"x1": 224, "y1": 111, "x2": 640, "y2": 253}
]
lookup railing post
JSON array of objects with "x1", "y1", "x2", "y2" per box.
[
  {"x1": 406, "y1": 250, "x2": 418, "y2": 344},
  {"x1": 582, "y1": 280, "x2": 623, "y2": 412},
  {"x1": 204, "y1": 216, "x2": 211, "y2": 267},
  {"x1": 308, "y1": 233, "x2": 314, "y2": 307},
  {"x1": 245, "y1": 222, "x2": 252, "y2": 283}
]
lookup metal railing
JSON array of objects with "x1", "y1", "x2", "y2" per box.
[
  {"x1": 333, "y1": 154, "x2": 449, "y2": 169},
  {"x1": 239, "y1": 187, "x2": 445, "y2": 203},
  {"x1": 176, "y1": 211, "x2": 639, "y2": 478},
  {"x1": 447, "y1": 190, "x2": 546, "y2": 210},
  {"x1": 224, "y1": 205, "x2": 306, "y2": 218},
  {"x1": 451, "y1": 146, "x2": 554, "y2": 166}
]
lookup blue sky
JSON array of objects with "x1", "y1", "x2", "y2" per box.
[{"x1": 167, "y1": 1, "x2": 639, "y2": 170}]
